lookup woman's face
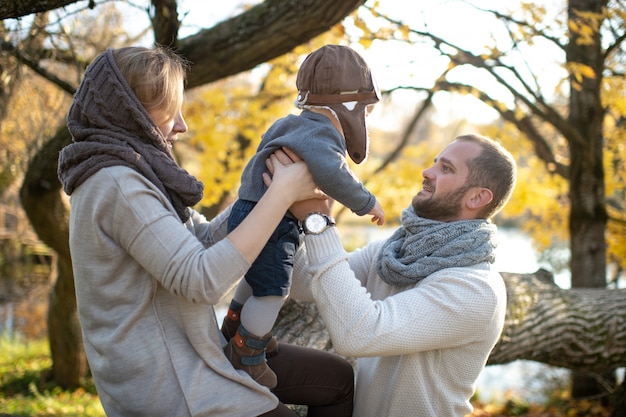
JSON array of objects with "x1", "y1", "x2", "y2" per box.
[{"x1": 149, "y1": 82, "x2": 187, "y2": 151}]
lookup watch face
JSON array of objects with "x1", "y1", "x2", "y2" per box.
[{"x1": 305, "y1": 214, "x2": 326, "y2": 234}]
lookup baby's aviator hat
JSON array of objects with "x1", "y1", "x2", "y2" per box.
[{"x1": 295, "y1": 45, "x2": 380, "y2": 164}]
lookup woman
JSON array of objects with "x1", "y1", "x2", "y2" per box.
[{"x1": 57, "y1": 46, "x2": 353, "y2": 417}]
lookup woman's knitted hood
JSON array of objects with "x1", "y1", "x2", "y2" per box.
[
  {"x1": 58, "y1": 48, "x2": 203, "y2": 223},
  {"x1": 67, "y1": 48, "x2": 167, "y2": 151}
]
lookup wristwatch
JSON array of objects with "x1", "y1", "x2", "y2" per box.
[{"x1": 302, "y1": 212, "x2": 336, "y2": 235}]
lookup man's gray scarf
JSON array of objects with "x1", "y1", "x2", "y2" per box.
[
  {"x1": 377, "y1": 205, "x2": 497, "y2": 286},
  {"x1": 57, "y1": 49, "x2": 203, "y2": 223}
]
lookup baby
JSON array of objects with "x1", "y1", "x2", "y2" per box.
[{"x1": 223, "y1": 45, "x2": 385, "y2": 388}]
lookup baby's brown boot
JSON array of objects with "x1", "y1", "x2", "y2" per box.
[{"x1": 224, "y1": 325, "x2": 278, "y2": 389}]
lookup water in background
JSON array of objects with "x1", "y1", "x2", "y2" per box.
[{"x1": 479, "y1": 228, "x2": 569, "y2": 403}]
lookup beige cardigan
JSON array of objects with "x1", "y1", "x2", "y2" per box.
[{"x1": 69, "y1": 166, "x2": 277, "y2": 417}]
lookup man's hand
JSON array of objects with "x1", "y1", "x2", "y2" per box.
[{"x1": 290, "y1": 197, "x2": 335, "y2": 221}]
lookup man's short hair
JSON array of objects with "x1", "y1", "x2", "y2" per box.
[{"x1": 456, "y1": 134, "x2": 517, "y2": 219}]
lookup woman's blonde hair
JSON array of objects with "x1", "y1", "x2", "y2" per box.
[{"x1": 112, "y1": 45, "x2": 188, "y2": 124}]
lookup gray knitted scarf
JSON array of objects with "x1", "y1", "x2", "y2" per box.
[
  {"x1": 377, "y1": 205, "x2": 497, "y2": 286},
  {"x1": 57, "y1": 49, "x2": 203, "y2": 223}
]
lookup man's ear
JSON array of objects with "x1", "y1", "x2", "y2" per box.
[{"x1": 466, "y1": 187, "x2": 493, "y2": 211}]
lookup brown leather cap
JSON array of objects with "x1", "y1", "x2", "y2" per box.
[{"x1": 296, "y1": 45, "x2": 380, "y2": 164}]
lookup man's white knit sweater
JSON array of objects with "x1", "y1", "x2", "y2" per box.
[{"x1": 292, "y1": 227, "x2": 507, "y2": 417}]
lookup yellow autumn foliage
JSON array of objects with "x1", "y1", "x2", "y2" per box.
[
  {"x1": 602, "y1": 76, "x2": 626, "y2": 271},
  {"x1": 480, "y1": 123, "x2": 571, "y2": 252},
  {"x1": 371, "y1": 142, "x2": 438, "y2": 219},
  {"x1": 0, "y1": 67, "x2": 71, "y2": 193}
]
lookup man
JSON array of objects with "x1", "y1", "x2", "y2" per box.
[{"x1": 282, "y1": 133, "x2": 517, "y2": 417}]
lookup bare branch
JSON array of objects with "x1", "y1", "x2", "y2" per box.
[
  {"x1": 605, "y1": 30, "x2": 626, "y2": 60},
  {"x1": 1, "y1": 39, "x2": 75, "y2": 94},
  {"x1": 486, "y1": 5, "x2": 566, "y2": 51},
  {"x1": 436, "y1": 79, "x2": 568, "y2": 178}
]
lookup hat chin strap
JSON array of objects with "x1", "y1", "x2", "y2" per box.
[
  {"x1": 300, "y1": 90, "x2": 379, "y2": 105},
  {"x1": 328, "y1": 101, "x2": 370, "y2": 164}
]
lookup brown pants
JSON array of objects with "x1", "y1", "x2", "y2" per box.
[{"x1": 259, "y1": 343, "x2": 354, "y2": 417}]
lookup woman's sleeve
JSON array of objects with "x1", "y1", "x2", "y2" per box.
[
  {"x1": 102, "y1": 169, "x2": 249, "y2": 305},
  {"x1": 189, "y1": 203, "x2": 232, "y2": 247},
  {"x1": 290, "y1": 238, "x2": 314, "y2": 301}
]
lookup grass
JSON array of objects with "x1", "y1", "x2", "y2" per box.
[
  {"x1": 0, "y1": 332, "x2": 617, "y2": 417},
  {"x1": 0, "y1": 333, "x2": 104, "y2": 417}
]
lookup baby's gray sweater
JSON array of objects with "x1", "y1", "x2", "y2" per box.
[{"x1": 238, "y1": 110, "x2": 376, "y2": 216}]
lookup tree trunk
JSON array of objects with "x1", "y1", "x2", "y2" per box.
[
  {"x1": 489, "y1": 270, "x2": 626, "y2": 371},
  {"x1": 19, "y1": 127, "x2": 86, "y2": 387},
  {"x1": 274, "y1": 270, "x2": 626, "y2": 374},
  {"x1": 46, "y1": 248, "x2": 87, "y2": 387},
  {"x1": 151, "y1": 0, "x2": 180, "y2": 49},
  {"x1": 274, "y1": 297, "x2": 333, "y2": 352},
  {"x1": 566, "y1": 0, "x2": 610, "y2": 398}
]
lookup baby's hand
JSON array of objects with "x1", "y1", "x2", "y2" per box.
[
  {"x1": 371, "y1": 214, "x2": 384, "y2": 226},
  {"x1": 369, "y1": 200, "x2": 385, "y2": 226}
]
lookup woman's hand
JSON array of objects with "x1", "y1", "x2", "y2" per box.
[
  {"x1": 264, "y1": 148, "x2": 333, "y2": 220},
  {"x1": 228, "y1": 147, "x2": 326, "y2": 264},
  {"x1": 264, "y1": 148, "x2": 327, "y2": 206}
]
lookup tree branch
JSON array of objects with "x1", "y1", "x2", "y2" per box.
[
  {"x1": 150, "y1": 0, "x2": 179, "y2": 49},
  {"x1": 486, "y1": 6, "x2": 566, "y2": 51},
  {"x1": 436, "y1": 79, "x2": 568, "y2": 178},
  {"x1": 178, "y1": 0, "x2": 366, "y2": 88},
  {"x1": 1, "y1": 39, "x2": 76, "y2": 94},
  {"x1": 0, "y1": 0, "x2": 84, "y2": 20},
  {"x1": 275, "y1": 269, "x2": 626, "y2": 373},
  {"x1": 490, "y1": 270, "x2": 626, "y2": 373}
]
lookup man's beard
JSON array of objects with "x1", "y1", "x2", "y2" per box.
[{"x1": 412, "y1": 184, "x2": 469, "y2": 221}]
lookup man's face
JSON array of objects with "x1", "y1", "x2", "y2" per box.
[{"x1": 411, "y1": 140, "x2": 481, "y2": 222}]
